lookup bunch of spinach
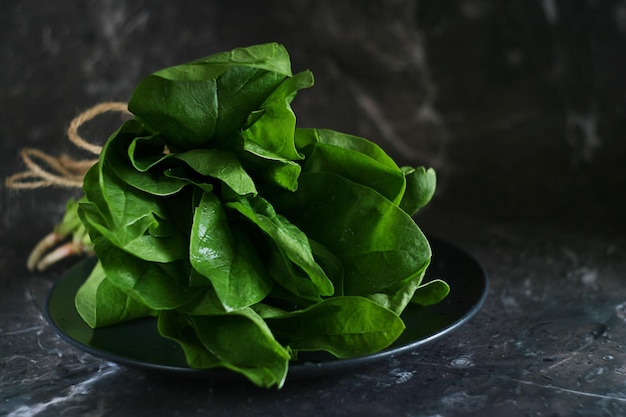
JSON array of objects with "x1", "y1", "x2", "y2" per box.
[{"x1": 74, "y1": 42, "x2": 449, "y2": 388}]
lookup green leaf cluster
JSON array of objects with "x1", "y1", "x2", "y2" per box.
[{"x1": 74, "y1": 42, "x2": 448, "y2": 388}]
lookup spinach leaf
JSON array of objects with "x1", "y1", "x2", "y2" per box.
[
  {"x1": 128, "y1": 43, "x2": 292, "y2": 151},
  {"x1": 226, "y1": 195, "x2": 334, "y2": 299},
  {"x1": 262, "y1": 237, "x2": 345, "y2": 305},
  {"x1": 295, "y1": 128, "x2": 402, "y2": 174},
  {"x1": 189, "y1": 191, "x2": 273, "y2": 311},
  {"x1": 157, "y1": 309, "x2": 221, "y2": 368},
  {"x1": 367, "y1": 267, "x2": 429, "y2": 314},
  {"x1": 399, "y1": 166, "x2": 437, "y2": 216},
  {"x1": 268, "y1": 171, "x2": 431, "y2": 295},
  {"x1": 267, "y1": 296, "x2": 405, "y2": 357},
  {"x1": 241, "y1": 70, "x2": 312, "y2": 162},
  {"x1": 94, "y1": 238, "x2": 202, "y2": 310},
  {"x1": 296, "y1": 129, "x2": 407, "y2": 205},
  {"x1": 123, "y1": 130, "x2": 258, "y2": 198},
  {"x1": 80, "y1": 141, "x2": 188, "y2": 263},
  {"x1": 411, "y1": 278, "x2": 450, "y2": 306},
  {"x1": 170, "y1": 150, "x2": 257, "y2": 196},
  {"x1": 110, "y1": 130, "x2": 187, "y2": 197},
  {"x1": 158, "y1": 308, "x2": 291, "y2": 388},
  {"x1": 236, "y1": 152, "x2": 301, "y2": 192},
  {"x1": 75, "y1": 261, "x2": 154, "y2": 328}
]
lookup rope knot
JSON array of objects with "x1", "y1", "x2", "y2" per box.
[{"x1": 5, "y1": 101, "x2": 130, "y2": 189}]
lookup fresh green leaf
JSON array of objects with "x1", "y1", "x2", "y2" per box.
[
  {"x1": 80, "y1": 127, "x2": 189, "y2": 263},
  {"x1": 189, "y1": 191, "x2": 273, "y2": 311},
  {"x1": 128, "y1": 43, "x2": 292, "y2": 151},
  {"x1": 237, "y1": 152, "x2": 301, "y2": 192},
  {"x1": 411, "y1": 279, "x2": 451, "y2": 306},
  {"x1": 124, "y1": 130, "x2": 258, "y2": 197},
  {"x1": 95, "y1": 238, "x2": 202, "y2": 310},
  {"x1": 75, "y1": 261, "x2": 154, "y2": 328},
  {"x1": 226, "y1": 195, "x2": 334, "y2": 299},
  {"x1": 269, "y1": 171, "x2": 431, "y2": 295},
  {"x1": 171, "y1": 150, "x2": 257, "y2": 196},
  {"x1": 267, "y1": 296, "x2": 405, "y2": 357},
  {"x1": 157, "y1": 310, "x2": 222, "y2": 368},
  {"x1": 367, "y1": 266, "x2": 428, "y2": 314},
  {"x1": 296, "y1": 129, "x2": 407, "y2": 205},
  {"x1": 295, "y1": 128, "x2": 401, "y2": 172},
  {"x1": 109, "y1": 128, "x2": 187, "y2": 197},
  {"x1": 399, "y1": 166, "x2": 436, "y2": 216},
  {"x1": 159, "y1": 309, "x2": 291, "y2": 389},
  {"x1": 241, "y1": 70, "x2": 313, "y2": 162}
]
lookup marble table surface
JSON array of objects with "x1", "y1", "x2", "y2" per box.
[{"x1": 1, "y1": 1, "x2": 625, "y2": 416}]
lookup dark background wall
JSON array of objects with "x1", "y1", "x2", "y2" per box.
[{"x1": 2, "y1": 0, "x2": 624, "y2": 242}]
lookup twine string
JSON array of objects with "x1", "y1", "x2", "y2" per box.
[{"x1": 5, "y1": 102, "x2": 130, "y2": 189}]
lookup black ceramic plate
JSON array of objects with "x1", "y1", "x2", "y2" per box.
[{"x1": 45, "y1": 237, "x2": 487, "y2": 380}]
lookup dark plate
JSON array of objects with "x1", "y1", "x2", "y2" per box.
[{"x1": 45, "y1": 237, "x2": 488, "y2": 381}]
